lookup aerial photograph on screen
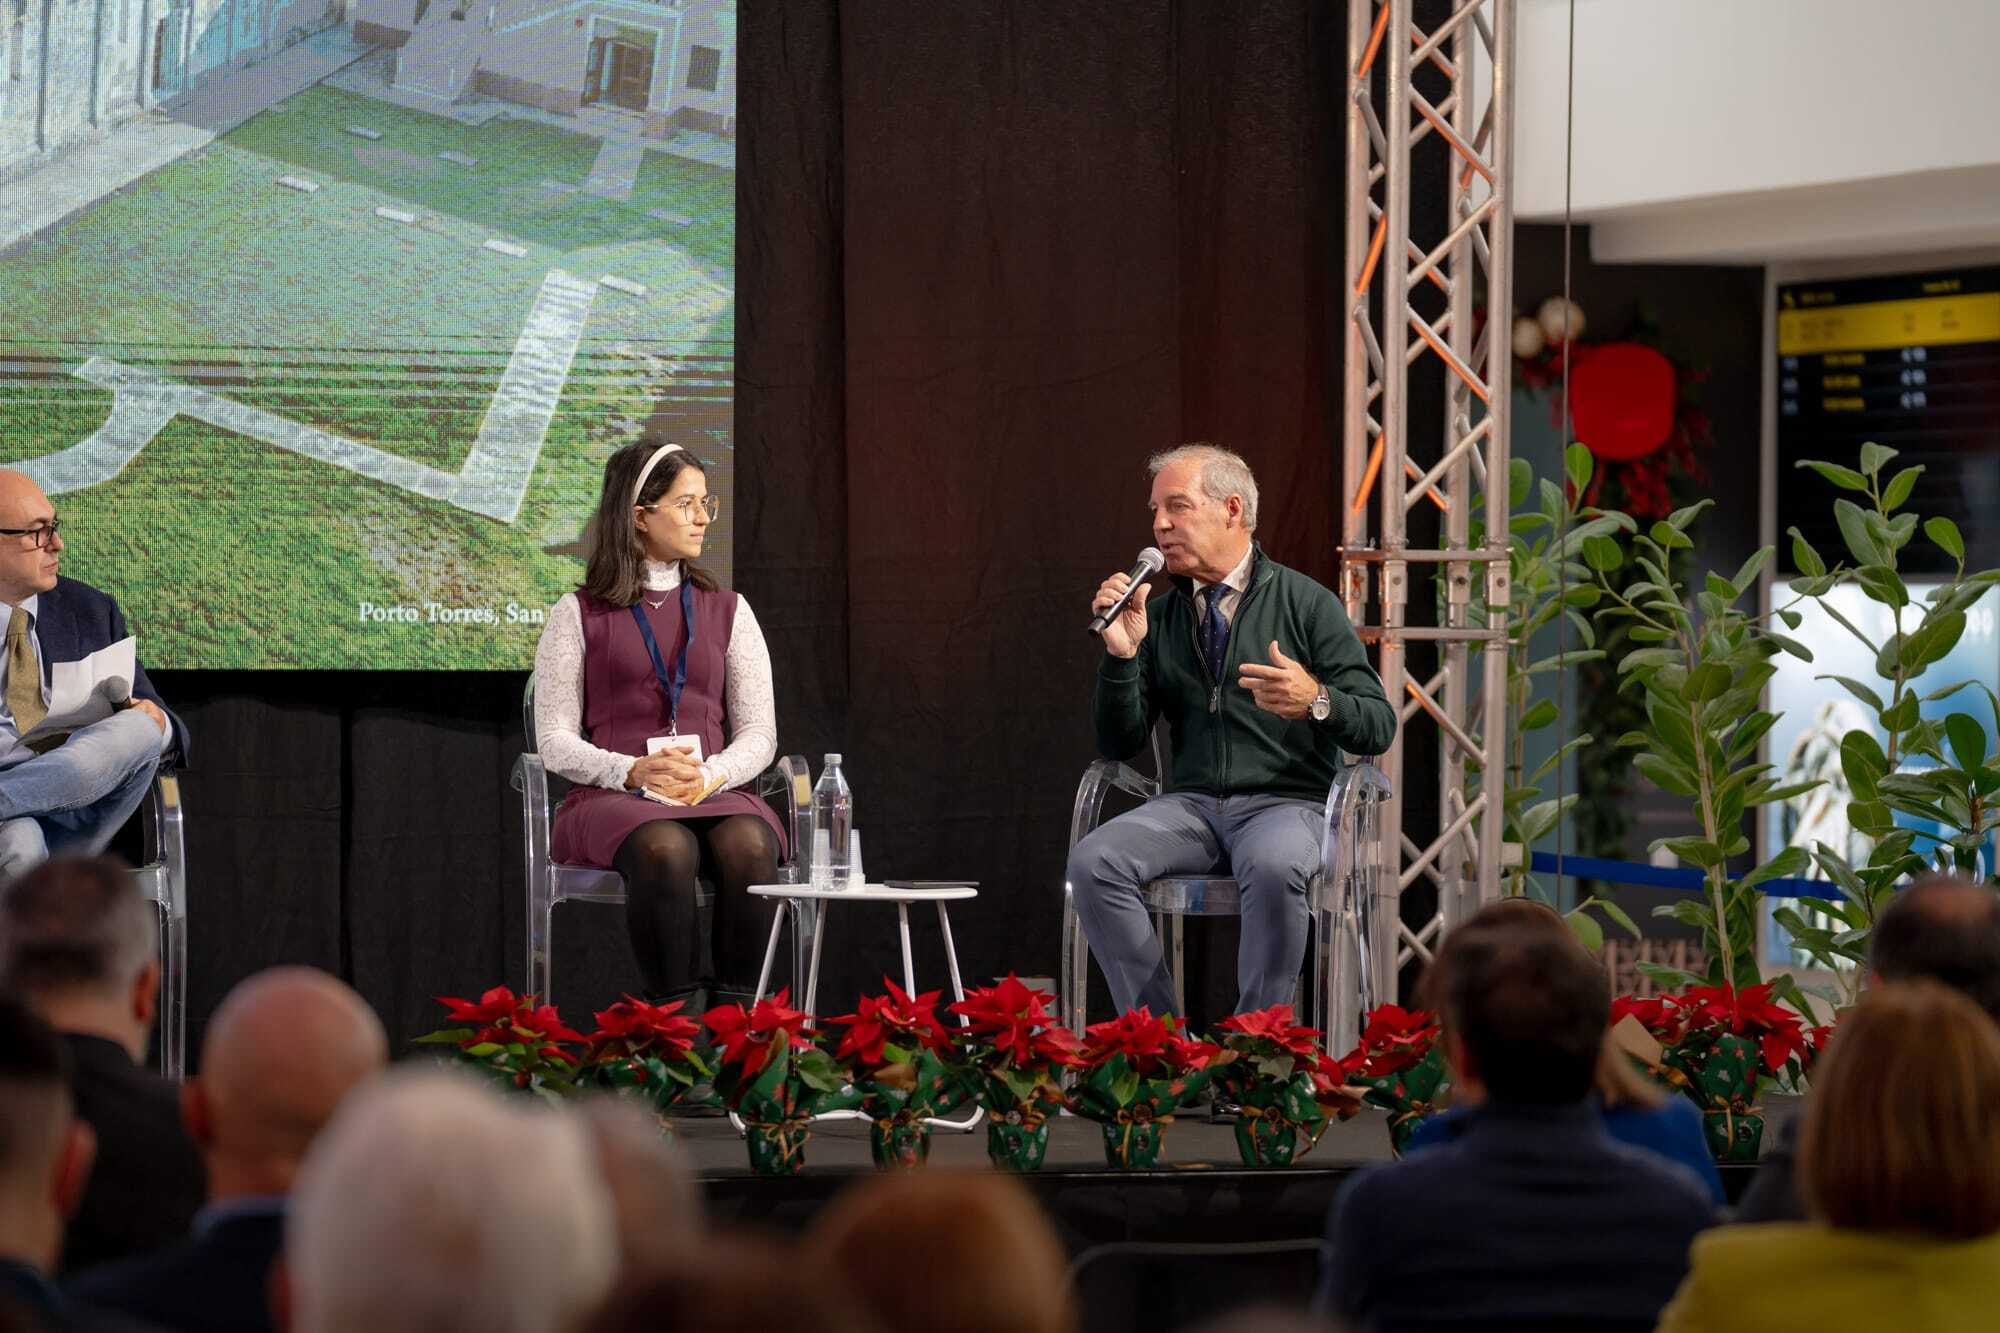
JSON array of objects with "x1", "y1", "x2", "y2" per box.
[{"x1": 0, "y1": 0, "x2": 735, "y2": 667}]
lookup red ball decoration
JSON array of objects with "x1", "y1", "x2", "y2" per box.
[{"x1": 1567, "y1": 342, "x2": 1675, "y2": 462}]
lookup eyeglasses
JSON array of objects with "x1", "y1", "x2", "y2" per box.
[
  {"x1": 639, "y1": 496, "x2": 721, "y2": 523},
  {"x1": 0, "y1": 520, "x2": 60, "y2": 549}
]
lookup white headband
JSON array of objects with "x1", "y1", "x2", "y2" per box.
[{"x1": 631, "y1": 442, "x2": 684, "y2": 507}]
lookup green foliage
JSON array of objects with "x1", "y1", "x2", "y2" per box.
[
  {"x1": 1782, "y1": 446, "x2": 2000, "y2": 1000},
  {"x1": 1592, "y1": 487, "x2": 1821, "y2": 990}
]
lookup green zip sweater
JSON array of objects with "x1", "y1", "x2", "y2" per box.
[{"x1": 1095, "y1": 546, "x2": 1397, "y2": 801}]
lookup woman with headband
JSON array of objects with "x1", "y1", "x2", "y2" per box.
[{"x1": 532, "y1": 437, "x2": 783, "y2": 1009}]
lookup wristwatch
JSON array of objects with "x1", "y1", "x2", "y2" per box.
[{"x1": 1310, "y1": 682, "x2": 1332, "y2": 722}]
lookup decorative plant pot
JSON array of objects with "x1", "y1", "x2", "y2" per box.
[
  {"x1": 869, "y1": 1113, "x2": 932, "y2": 1170},
  {"x1": 986, "y1": 1111, "x2": 1052, "y2": 1171},
  {"x1": 1099, "y1": 1116, "x2": 1165, "y2": 1169},
  {"x1": 742, "y1": 1119, "x2": 811, "y2": 1177},
  {"x1": 1234, "y1": 1110, "x2": 1306, "y2": 1168},
  {"x1": 1703, "y1": 1105, "x2": 1764, "y2": 1163}
]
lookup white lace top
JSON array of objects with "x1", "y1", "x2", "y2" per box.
[{"x1": 533, "y1": 560, "x2": 778, "y2": 793}]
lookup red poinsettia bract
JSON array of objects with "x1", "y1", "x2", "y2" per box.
[
  {"x1": 1215, "y1": 1003, "x2": 1325, "y2": 1062},
  {"x1": 949, "y1": 974, "x2": 1080, "y2": 1070},
  {"x1": 1678, "y1": 983, "x2": 1810, "y2": 1075},
  {"x1": 436, "y1": 986, "x2": 584, "y2": 1064},
  {"x1": 703, "y1": 988, "x2": 815, "y2": 1078},
  {"x1": 1080, "y1": 1007, "x2": 1225, "y2": 1078},
  {"x1": 1351, "y1": 1004, "x2": 1441, "y2": 1078},
  {"x1": 585, "y1": 995, "x2": 702, "y2": 1065},
  {"x1": 827, "y1": 978, "x2": 953, "y2": 1070}
]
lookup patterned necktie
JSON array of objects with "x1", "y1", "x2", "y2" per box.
[
  {"x1": 5, "y1": 608, "x2": 43, "y2": 736},
  {"x1": 1201, "y1": 585, "x2": 1230, "y2": 683}
]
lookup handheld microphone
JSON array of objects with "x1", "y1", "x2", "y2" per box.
[{"x1": 1088, "y1": 547, "x2": 1165, "y2": 636}]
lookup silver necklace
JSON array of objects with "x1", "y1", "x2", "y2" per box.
[{"x1": 644, "y1": 594, "x2": 669, "y2": 609}]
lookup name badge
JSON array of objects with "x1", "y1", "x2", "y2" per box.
[{"x1": 647, "y1": 734, "x2": 704, "y2": 762}]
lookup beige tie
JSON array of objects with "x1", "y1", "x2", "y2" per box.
[{"x1": 6, "y1": 608, "x2": 44, "y2": 736}]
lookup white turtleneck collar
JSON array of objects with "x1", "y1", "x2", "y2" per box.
[{"x1": 641, "y1": 559, "x2": 684, "y2": 591}]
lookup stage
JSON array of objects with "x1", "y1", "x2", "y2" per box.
[{"x1": 683, "y1": 1101, "x2": 1784, "y2": 1331}]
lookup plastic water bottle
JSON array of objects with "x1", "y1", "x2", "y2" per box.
[{"x1": 811, "y1": 754, "x2": 853, "y2": 890}]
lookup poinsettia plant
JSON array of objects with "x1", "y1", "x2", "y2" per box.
[
  {"x1": 1335, "y1": 1004, "x2": 1449, "y2": 1154},
  {"x1": 1211, "y1": 1003, "x2": 1356, "y2": 1166},
  {"x1": 575, "y1": 995, "x2": 714, "y2": 1113},
  {"x1": 1610, "y1": 982, "x2": 1814, "y2": 1160},
  {"x1": 703, "y1": 989, "x2": 860, "y2": 1175},
  {"x1": 827, "y1": 979, "x2": 973, "y2": 1166},
  {"x1": 415, "y1": 986, "x2": 585, "y2": 1100},
  {"x1": 948, "y1": 964, "x2": 1080, "y2": 1120},
  {"x1": 1067, "y1": 1008, "x2": 1232, "y2": 1164}
]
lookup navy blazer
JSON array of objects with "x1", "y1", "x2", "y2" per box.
[
  {"x1": 68, "y1": 1203, "x2": 283, "y2": 1333},
  {"x1": 1316, "y1": 1100, "x2": 1716, "y2": 1333},
  {"x1": 33, "y1": 578, "x2": 187, "y2": 767}
]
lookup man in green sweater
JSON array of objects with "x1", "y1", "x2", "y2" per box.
[{"x1": 1071, "y1": 445, "x2": 1397, "y2": 1019}]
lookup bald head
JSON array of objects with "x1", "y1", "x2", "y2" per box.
[
  {"x1": 193, "y1": 968, "x2": 385, "y2": 1186},
  {"x1": 1871, "y1": 875, "x2": 2000, "y2": 1021},
  {"x1": 0, "y1": 470, "x2": 61, "y2": 605}
]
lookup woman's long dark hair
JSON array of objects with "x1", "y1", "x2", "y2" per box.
[{"x1": 581, "y1": 438, "x2": 720, "y2": 606}]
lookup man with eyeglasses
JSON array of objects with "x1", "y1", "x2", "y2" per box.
[{"x1": 0, "y1": 470, "x2": 183, "y2": 881}]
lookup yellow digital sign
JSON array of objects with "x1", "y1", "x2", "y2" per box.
[{"x1": 1778, "y1": 291, "x2": 2000, "y2": 356}]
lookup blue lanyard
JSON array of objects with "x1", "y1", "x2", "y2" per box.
[{"x1": 628, "y1": 581, "x2": 695, "y2": 735}]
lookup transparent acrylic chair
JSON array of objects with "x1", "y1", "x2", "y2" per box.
[
  {"x1": 134, "y1": 771, "x2": 186, "y2": 1078},
  {"x1": 1059, "y1": 728, "x2": 1392, "y2": 1055},
  {"x1": 512, "y1": 674, "x2": 816, "y2": 1004}
]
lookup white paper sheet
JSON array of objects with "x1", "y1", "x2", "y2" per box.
[{"x1": 38, "y1": 636, "x2": 136, "y2": 736}]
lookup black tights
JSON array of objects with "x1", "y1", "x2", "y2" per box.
[{"x1": 615, "y1": 814, "x2": 780, "y2": 1000}]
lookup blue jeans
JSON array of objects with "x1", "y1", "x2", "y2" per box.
[
  {"x1": 0, "y1": 709, "x2": 162, "y2": 882},
  {"x1": 1067, "y1": 791, "x2": 1324, "y2": 1017}
]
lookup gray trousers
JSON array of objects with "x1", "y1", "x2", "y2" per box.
[{"x1": 1067, "y1": 791, "x2": 1323, "y2": 1018}]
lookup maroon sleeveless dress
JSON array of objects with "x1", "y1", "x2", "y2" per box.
[{"x1": 550, "y1": 585, "x2": 786, "y2": 867}]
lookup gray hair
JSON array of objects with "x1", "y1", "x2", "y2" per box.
[
  {"x1": 0, "y1": 856, "x2": 155, "y2": 998},
  {"x1": 1147, "y1": 443, "x2": 1259, "y2": 532},
  {"x1": 289, "y1": 1070, "x2": 617, "y2": 1333}
]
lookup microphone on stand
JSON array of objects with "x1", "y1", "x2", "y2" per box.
[{"x1": 1087, "y1": 547, "x2": 1166, "y2": 636}]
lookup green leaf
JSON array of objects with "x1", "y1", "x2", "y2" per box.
[
  {"x1": 1927, "y1": 516, "x2": 1966, "y2": 564},
  {"x1": 1820, "y1": 674, "x2": 1884, "y2": 712},
  {"x1": 1636, "y1": 961, "x2": 1706, "y2": 990},
  {"x1": 1840, "y1": 730, "x2": 1889, "y2": 799},
  {"x1": 1654, "y1": 835, "x2": 1727, "y2": 869},
  {"x1": 1738, "y1": 845, "x2": 1809, "y2": 891},
  {"x1": 1798, "y1": 459, "x2": 1869, "y2": 492},
  {"x1": 1681, "y1": 662, "x2": 1732, "y2": 703},
  {"x1": 1731, "y1": 549, "x2": 1773, "y2": 594},
  {"x1": 1594, "y1": 896, "x2": 1642, "y2": 938},
  {"x1": 1767, "y1": 632, "x2": 1813, "y2": 662},
  {"x1": 1879, "y1": 693, "x2": 1920, "y2": 732},
  {"x1": 1565, "y1": 442, "x2": 1594, "y2": 499},
  {"x1": 1668, "y1": 500, "x2": 1713, "y2": 531},
  {"x1": 1649, "y1": 521, "x2": 1693, "y2": 552},
  {"x1": 1882, "y1": 465, "x2": 1924, "y2": 512},
  {"x1": 1519, "y1": 698, "x2": 1559, "y2": 731},
  {"x1": 1834, "y1": 498, "x2": 1888, "y2": 567},
  {"x1": 1564, "y1": 907, "x2": 1604, "y2": 952},
  {"x1": 1948, "y1": 713, "x2": 1991, "y2": 773},
  {"x1": 1633, "y1": 753, "x2": 1699, "y2": 797},
  {"x1": 1509, "y1": 458, "x2": 1533, "y2": 510},
  {"x1": 1855, "y1": 564, "x2": 1908, "y2": 609},
  {"x1": 1786, "y1": 527, "x2": 1826, "y2": 577},
  {"x1": 1583, "y1": 535, "x2": 1623, "y2": 573},
  {"x1": 1857, "y1": 442, "x2": 1898, "y2": 478}
]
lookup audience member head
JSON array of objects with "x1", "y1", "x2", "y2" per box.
[
  {"x1": 583, "y1": 1233, "x2": 877, "y2": 1333},
  {"x1": 575, "y1": 1096, "x2": 702, "y2": 1278},
  {"x1": 1801, "y1": 979, "x2": 2000, "y2": 1240},
  {"x1": 804, "y1": 1170, "x2": 1075, "y2": 1333},
  {"x1": 1869, "y1": 874, "x2": 2000, "y2": 1020},
  {"x1": 1182, "y1": 1307, "x2": 1351, "y2": 1333},
  {"x1": 183, "y1": 967, "x2": 386, "y2": 1202},
  {"x1": 0, "y1": 856, "x2": 156, "y2": 1063},
  {"x1": 1421, "y1": 898, "x2": 1653, "y2": 1110},
  {"x1": 285, "y1": 1070, "x2": 616, "y2": 1333},
  {"x1": 1431, "y1": 912, "x2": 1610, "y2": 1107},
  {"x1": 0, "y1": 995, "x2": 92, "y2": 1274}
]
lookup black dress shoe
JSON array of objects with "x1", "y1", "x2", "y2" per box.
[{"x1": 1208, "y1": 1095, "x2": 1241, "y2": 1125}]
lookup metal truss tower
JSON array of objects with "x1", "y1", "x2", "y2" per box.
[{"x1": 1340, "y1": 0, "x2": 1515, "y2": 996}]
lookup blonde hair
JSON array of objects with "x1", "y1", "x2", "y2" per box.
[{"x1": 1801, "y1": 980, "x2": 2000, "y2": 1239}]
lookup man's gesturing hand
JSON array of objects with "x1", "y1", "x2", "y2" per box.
[
  {"x1": 1238, "y1": 641, "x2": 1320, "y2": 720},
  {"x1": 1092, "y1": 572, "x2": 1152, "y2": 659}
]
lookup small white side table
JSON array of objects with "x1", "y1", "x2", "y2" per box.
[
  {"x1": 748, "y1": 882, "x2": 978, "y2": 1016},
  {"x1": 747, "y1": 882, "x2": 982, "y2": 1132}
]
